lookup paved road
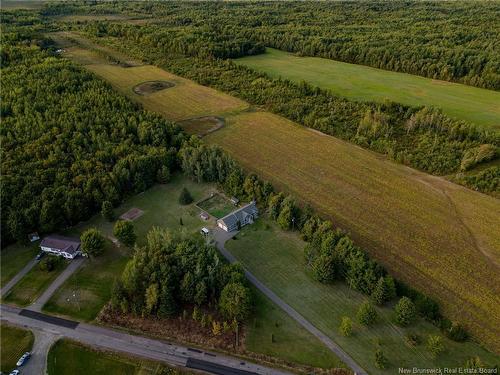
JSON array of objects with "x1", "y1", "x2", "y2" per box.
[
  {"x1": 1, "y1": 304, "x2": 289, "y2": 375},
  {"x1": 29, "y1": 257, "x2": 85, "y2": 312},
  {"x1": 22, "y1": 330, "x2": 58, "y2": 375},
  {"x1": 212, "y1": 228, "x2": 366, "y2": 375},
  {"x1": 1, "y1": 258, "x2": 38, "y2": 297}
]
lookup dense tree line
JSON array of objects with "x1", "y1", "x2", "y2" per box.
[
  {"x1": 180, "y1": 142, "x2": 472, "y2": 339},
  {"x1": 75, "y1": 26, "x2": 499, "y2": 194},
  {"x1": 111, "y1": 227, "x2": 252, "y2": 322},
  {"x1": 0, "y1": 24, "x2": 183, "y2": 246},
  {"x1": 44, "y1": 1, "x2": 500, "y2": 89}
]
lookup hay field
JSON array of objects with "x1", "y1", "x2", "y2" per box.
[
  {"x1": 236, "y1": 48, "x2": 500, "y2": 130},
  {"x1": 206, "y1": 111, "x2": 500, "y2": 351}
]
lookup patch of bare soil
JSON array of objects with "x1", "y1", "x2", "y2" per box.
[
  {"x1": 133, "y1": 80, "x2": 175, "y2": 95},
  {"x1": 119, "y1": 207, "x2": 144, "y2": 221},
  {"x1": 178, "y1": 116, "x2": 225, "y2": 137}
]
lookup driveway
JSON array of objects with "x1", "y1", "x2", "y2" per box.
[
  {"x1": 29, "y1": 257, "x2": 85, "y2": 312},
  {"x1": 1, "y1": 258, "x2": 38, "y2": 297},
  {"x1": 212, "y1": 227, "x2": 367, "y2": 375},
  {"x1": 22, "y1": 330, "x2": 58, "y2": 375}
]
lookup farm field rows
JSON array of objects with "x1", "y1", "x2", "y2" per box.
[
  {"x1": 225, "y1": 219, "x2": 499, "y2": 374},
  {"x1": 52, "y1": 34, "x2": 500, "y2": 352},
  {"x1": 236, "y1": 48, "x2": 500, "y2": 130}
]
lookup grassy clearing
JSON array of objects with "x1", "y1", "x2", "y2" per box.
[
  {"x1": 1, "y1": 0, "x2": 45, "y2": 9},
  {"x1": 227, "y1": 219, "x2": 499, "y2": 373},
  {"x1": 2, "y1": 257, "x2": 68, "y2": 307},
  {"x1": 1, "y1": 242, "x2": 38, "y2": 288},
  {"x1": 248, "y1": 285, "x2": 344, "y2": 369},
  {"x1": 206, "y1": 111, "x2": 500, "y2": 351},
  {"x1": 179, "y1": 116, "x2": 224, "y2": 136},
  {"x1": 236, "y1": 48, "x2": 500, "y2": 130},
  {"x1": 0, "y1": 323, "x2": 34, "y2": 373},
  {"x1": 197, "y1": 193, "x2": 235, "y2": 218},
  {"x1": 47, "y1": 339, "x2": 179, "y2": 375}
]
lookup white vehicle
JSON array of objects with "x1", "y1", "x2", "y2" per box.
[
  {"x1": 16, "y1": 351, "x2": 31, "y2": 366},
  {"x1": 9, "y1": 370, "x2": 20, "y2": 375}
]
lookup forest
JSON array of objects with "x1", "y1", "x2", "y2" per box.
[
  {"x1": 45, "y1": 1, "x2": 500, "y2": 90},
  {"x1": 0, "y1": 20, "x2": 183, "y2": 246}
]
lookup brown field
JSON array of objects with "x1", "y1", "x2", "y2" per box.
[
  {"x1": 179, "y1": 116, "x2": 225, "y2": 136},
  {"x1": 52, "y1": 34, "x2": 500, "y2": 352},
  {"x1": 206, "y1": 111, "x2": 500, "y2": 351}
]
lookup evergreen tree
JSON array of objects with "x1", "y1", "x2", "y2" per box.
[
  {"x1": 394, "y1": 297, "x2": 417, "y2": 326},
  {"x1": 339, "y1": 316, "x2": 353, "y2": 337},
  {"x1": 179, "y1": 187, "x2": 193, "y2": 205},
  {"x1": 101, "y1": 200, "x2": 114, "y2": 222},
  {"x1": 357, "y1": 301, "x2": 378, "y2": 326},
  {"x1": 374, "y1": 349, "x2": 389, "y2": 369},
  {"x1": 426, "y1": 335, "x2": 445, "y2": 358}
]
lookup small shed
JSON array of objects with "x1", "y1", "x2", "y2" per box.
[
  {"x1": 200, "y1": 212, "x2": 209, "y2": 221},
  {"x1": 28, "y1": 232, "x2": 40, "y2": 242},
  {"x1": 230, "y1": 197, "x2": 239, "y2": 206}
]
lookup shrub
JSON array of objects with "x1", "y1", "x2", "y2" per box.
[
  {"x1": 374, "y1": 349, "x2": 388, "y2": 370},
  {"x1": 394, "y1": 297, "x2": 417, "y2": 326},
  {"x1": 464, "y1": 357, "x2": 484, "y2": 369},
  {"x1": 81, "y1": 228, "x2": 105, "y2": 257},
  {"x1": 157, "y1": 165, "x2": 171, "y2": 183},
  {"x1": 113, "y1": 220, "x2": 136, "y2": 247},
  {"x1": 446, "y1": 322, "x2": 468, "y2": 342},
  {"x1": 178, "y1": 187, "x2": 193, "y2": 205},
  {"x1": 404, "y1": 332, "x2": 421, "y2": 347},
  {"x1": 212, "y1": 321, "x2": 223, "y2": 336},
  {"x1": 357, "y1": 302, "x2": 378, "y2": 326},
  {"x1": 426, "y1": 335, "x2": 445, "y2": 358},
  {"x1": 339, "y1": 316, "x2": 353, "y2": 337},
  {"x1": 39, "y1": 255, "x2": 61, "y2": 272},
  {"x1": 101, "y1": 200, "x2": 114, "y2": 221}
]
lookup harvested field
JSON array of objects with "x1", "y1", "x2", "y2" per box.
[
  {"x1": 119, "y1": 207, "x2": 144, "y2": 221},
  {"x1": 133, "y1": 80, "x2": 175, "y2": 95},
  {"x1": 179, "y1": 116, "x2": 225, "y2": 136},
  {"x1": 206, "y1": 111, "x2": 500, "y2": 351}
]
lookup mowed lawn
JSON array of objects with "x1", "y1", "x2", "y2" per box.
[
  {"x1": 226, "y1": 219, "x2": 499, "y2": 374},
  {"x1": 47, "y1": 339, "x2": 175, "y2": 375},
  {"x1": 236, "y1": 48, "x2": 500, "y2": 130},
  {"x1": 1, "y1": 324, "x2": 34, "y2": 373},
  {"x1": 43, "y1": 176, "x2": 216, "y2": 321},
  {"x1": 207, "y1": 111, "x2": 500, "y2": 351},
  {"x1": 2, "y1": 257, "x2": 68, "y2": 307},
  {"x1": 1, "y1": 243, "x2": 38, "y2": 288}
]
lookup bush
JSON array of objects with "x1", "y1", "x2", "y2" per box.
[
  {"x1": 101, "y1": 200, "x2": 114, "y2": 222},
  {"x1": 113, "y1": 220, "x2": 136, "y2": 247},
  {"x1": 374, "y1": 349, "x2": 388, "y2": 370},
  {"x1": 357, "y1": 302, "x2": 378, "y2": 326},
  {"x1": 394, "y1": 297, "x2": 417, "y2": 326},
  {"x1": 178, "y1": 187, "x2": 193, "y2": 205},
  {"x1": 404, "y1": 333, "x2": 421, "y2": 347},
  {"x1": 81, "y1": 228, "x2": 105, "y2": 257},
  {"x1": 371, "y1": 276, "x2": 397, "y2": 305},
  {"x1": 39, "y1": 255, "x2": 61, "y2": 272},
  {"x1": 157, "y1": 165, "x2": 171, "y2": 183},
  {"x1": 446, "y1": 322, "x2": 468, "y2": 342},
  {"x1": 426, "y1": 335, "x2": 445, "y2": 358},
  {"x1": 339, "y1": 316, "x2": 353, "y2": 337}
]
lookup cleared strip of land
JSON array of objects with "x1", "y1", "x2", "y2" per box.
[
  {"x1": 52, "y1": 34, "x2": 500, "y2": 352},
  {"x1": 236, "y1": 48, "x2": 500, "y2": 130}
]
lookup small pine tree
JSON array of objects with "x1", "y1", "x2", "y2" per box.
[
  {"x1": 179, "y1": 217, "x2": 183, "y2": 226},
  {"x1": 200, "y1": 313, "x2": 208, "y2": 328},
  {"x1": 371, "y1": 276, "x2": 396, "y2": 305},
  {"x1": 394, "y1": 297, "x2": 417, "y2": 326},
  {"x1": 192, "y1": 306, "x2": 201, "y2": 322},
  {"x1": 427, "y1": 335, "x2": 445, "y2": 358},
  {"x1": 101, "y1": 200, "x2": 114, "y2": 222},
  {"x1": 357, "y1": 301, "x2": 378, "y2": 326},
  {"x1": 212, "y1": 321, "x2": 223, "y2": 336},
  {"x1": 339, "y1": 316, "x2": 353, "y2": 337},
  {"x1": 374, "y1": 349, "x2": 388, "y2": 369},
  {"x1": 223, "y1": 321, "x2": 231, "y2": 333},
  {"x1": 464, "y1": 356, "x2": 484, "y2": 369},
  {"x1": 179, "y1": 187, "x2": 193, "y2": 205},
  {"x1": 157, "y1": 166, "x2": 171, "y2": 184}
]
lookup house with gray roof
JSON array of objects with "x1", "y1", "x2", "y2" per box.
[
  {"x1": 40, "y1": 235, "x2": 82, "y2": 259},
  {"x1": 217, "y1": 201, "x2": 258, "y2": 232}
]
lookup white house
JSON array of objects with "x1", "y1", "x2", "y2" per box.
[
  {"x1": 40, "y1": 235, "x2": 82, "y2": 259},
  {"x1": 217, "y1": 201, "x2": 258, "y2": 232}
]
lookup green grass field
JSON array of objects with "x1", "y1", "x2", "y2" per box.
[
  {"x1": 1, "y1": 243, "x2": 38, "y2": 288},
  {"x1": 2, "y1": 257, "x2": 68, "y2": 307},
  {"x1": 0, "y1": 324, "x2": 34, "y2": 373},
  {"x1": 226, "y1": 219, "x2": 499, "y2": 374},
  {"x1": 197, "y1": 194, "x2": 235, "y2": 218},
  {"x1": 47, "y1": 339, "x2": 178, "y2": 375},
  {"x1": 236, "y1": 48, "x2": 500, "y2": 130}
]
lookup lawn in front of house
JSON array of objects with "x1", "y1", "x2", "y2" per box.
[
  {"x1": 1, "y1": 242, "x2": 38, "y2": 288},
  {"x1": 0, "y1": 323, "x2": 34, "y2": 373},
  {"x1": 226, "y1": 218, "x2": 499, "y2": 374},
  {"x1": 197, "y1": 193, "x2": 236, "y2": 219},
  {"x1": 2, "y1": 256, "x2": 68, "y2": 307},
  {"x1": 47, "y1": 339, "x2": 184, "y2": 375}
]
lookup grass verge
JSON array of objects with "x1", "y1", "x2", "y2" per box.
[
  {"x1": 0, "y1": 323, "x2": 34, "y2": 373},
  {"x1": 1, "y1": 242, "x2": 38, "y2": 288}
]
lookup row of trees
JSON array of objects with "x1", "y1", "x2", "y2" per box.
[
  {"x1": 75, "y1": 25, "x2": 499, "y2": 194},
  {"x1": 0, "y1": 23, "x2": 184, "y2": 246},
  {"x1": 180, "y1": 142, "x2": 471, "y2": 342},
  {"x1": 111, "y1": 227, "x2": 252, "y2": 322}
]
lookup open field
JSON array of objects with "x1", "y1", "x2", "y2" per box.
[
  {"x1": 51, "y1": 35, "x2": 500, "y2": 352},
  {"x1": 226, "y1": 219, "x2": 499, "y2": 373},
  {"x1": 207, "y1": 111, "x2": 500, "y2": 351},
  {"x1": 0, "y1": 323, "x2": 34, "y2": 373},
  {"x1": 1, "y1": 0, "x2": 45, "y2": 9},
  {"x1": 236, "y1": 48, "x2": 500, "y2": 130},
  {"x1": 2, "y1": 257, "x2": 68, "y2": 307},
  {"x1": 47, "y1": 339, "x2": 177, "y2": 375},
  {"x1": 1, "y1": 243, "x2": 38, "y2": 288}
]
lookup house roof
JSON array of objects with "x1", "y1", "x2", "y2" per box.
[
  {"x1": 217, "y1": 201, "x2": 258, "y2": 228},
  {"x1": 41, "y1": 235, "x2": 81, "y2": 255}
]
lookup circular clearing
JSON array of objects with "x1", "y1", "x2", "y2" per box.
[
  {"x1": 178, "y1": 116, "x2": 225, "y2": 137},
  {"x1": 133, "y1": 80, "x2": 175, "y2": 95}
]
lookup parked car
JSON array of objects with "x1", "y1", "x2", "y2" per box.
[
  {"x1": 16, "y1": 352, "x2": 30, "y2": 366},
  {"x1": 36, "y1": 252, "x2": 45, "y2": 260},
  {"x1": 9, "y1": 370, "x2": 19, "y2": 375}
]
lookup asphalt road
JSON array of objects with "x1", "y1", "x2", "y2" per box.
[
  {"x1": 212, "y1": 228, "x2": 367, "y2": 375},
  {"x1": 1, "y1": 304, "x2": 289, "y2": 375}
]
